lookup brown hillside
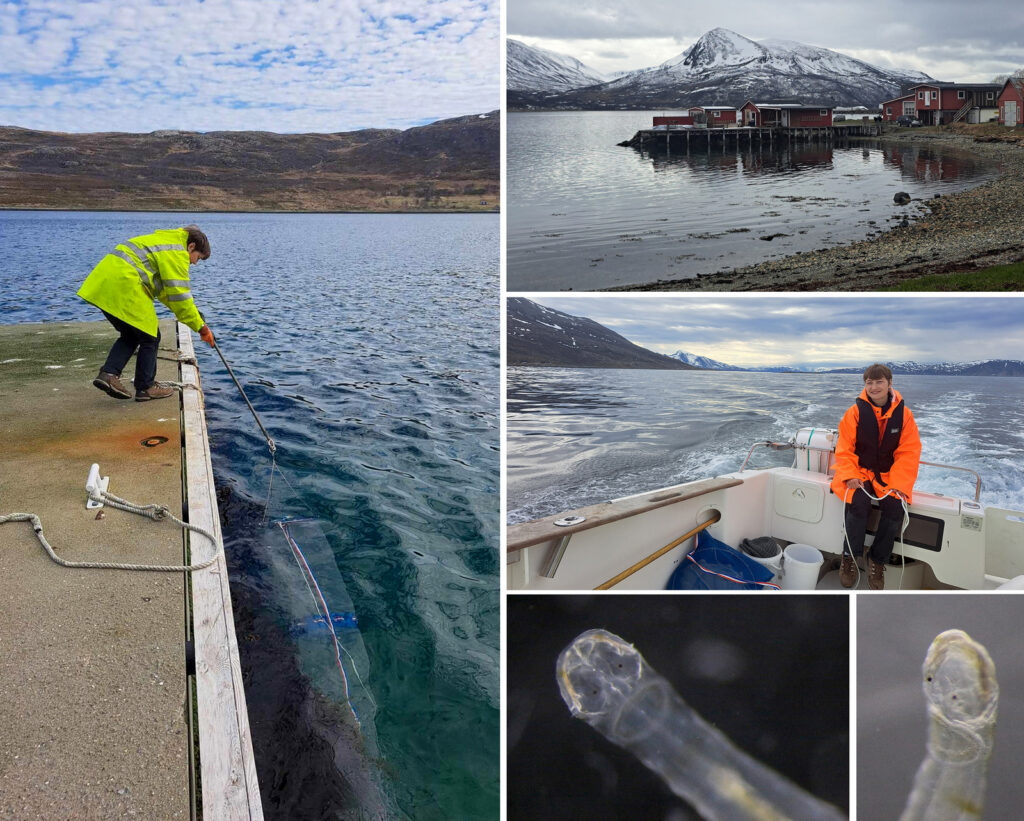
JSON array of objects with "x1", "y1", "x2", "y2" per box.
[{"x1": 0, "y1": 112, "x2": 499, "y2": 212}]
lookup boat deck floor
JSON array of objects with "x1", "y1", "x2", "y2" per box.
[{"x1": 0, "y1": 319, "x2": 190, "y2": 818}]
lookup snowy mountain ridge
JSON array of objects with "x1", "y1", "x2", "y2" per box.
[
  {"x1": 508, "y1": 28, "x2": 933, "y2": 109},
  {"x1": 507, "y1": 38, "x2": 609, "y2": 93}
]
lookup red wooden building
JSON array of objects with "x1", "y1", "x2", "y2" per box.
[
  {"x1": 998, "y1": 78, "x2": 1024, "y2": 126},
  {"x1": 881, "y1": 93, "x2": 917, "y2": 122},
  {"x1": 905, "y1": 82, "x2": 1001, "y2": 125},
  {"x1": 652, "y1": 107, "x2": 738, "y2": 128},
  {"x1": 652, "y1": 115, "x2": 694, "y2": 127},
  {"x1": 690, "y1": 106, "x2": 738, "y2": 127},
  {"x1": 739, "y1": 101, "x2": 833, "y2": 127}
]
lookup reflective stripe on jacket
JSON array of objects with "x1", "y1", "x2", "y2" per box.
[
  {"x1": 830, "y1": 388, "x2": 922, "y2": 503},
  {"x1": 76, "y1": 228, "x2": 204, "y2": 336}
]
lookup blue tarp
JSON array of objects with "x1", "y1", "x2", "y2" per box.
[{"x1": 666, "y1": 529, "x2": 777, "y2": 590}]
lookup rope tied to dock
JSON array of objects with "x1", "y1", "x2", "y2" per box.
[{"x1": 0, "y1": 487, "x2": 222, "y2": 573}]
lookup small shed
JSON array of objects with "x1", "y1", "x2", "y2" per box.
[
  {"x1": 881, "y1": 94, "x2": 916, "y2": 122},
  {"x1": 653, "y1": 115, "x2": 694, "y2": 127},
  {"x1": 998, "y1": 78, "x2": 1024, "y2": 126},
  {"x1": 739, "y1": 101, "x2": 833, "y2": 128},
  {"x1": 690, "y1": 106, "x2": 738, "y2": 127}
]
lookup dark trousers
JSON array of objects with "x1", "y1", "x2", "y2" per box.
[
  {"x1": 843, "y1": 488, "x2": 905, "y2": 564},
  {"x1": 100, "y1": 311, "x2": 160, "y2": 391}
]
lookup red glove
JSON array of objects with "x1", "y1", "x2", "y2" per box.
[{"x1": 199, "y1": 325, "x2": 215, "y2": 347}]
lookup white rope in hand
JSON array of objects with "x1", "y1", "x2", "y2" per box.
[{"x1": 0, "y1": 488, "x2": 221, "y2": 572}]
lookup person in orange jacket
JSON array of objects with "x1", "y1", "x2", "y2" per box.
[{"x1": 830, "y1": 363, "x2": 921, "y2": 590}]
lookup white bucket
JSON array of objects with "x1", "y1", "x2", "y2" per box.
[{"x1": 780, "y1": 543, "x2": 824, "y2": 590}]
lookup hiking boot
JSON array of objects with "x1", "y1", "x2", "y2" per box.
[
  {"x1": 134, "y1": 383, "x2": 175, "y2": 402},
  {"x1": 93, "y1": 371, "x2": 132, "y2": 400},
  {"x1": 868, "y1": 557, "x2": 886, "y2": 591},
  {"x1": 840, "y1": 554, "x2": 857, "y2": 588}
]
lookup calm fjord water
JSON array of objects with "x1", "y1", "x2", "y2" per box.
[
  {"x1": 1, "y1": 211, "x2": 499, "y2": 819},
  {"x1": 507, "y1": 111, "x2": 1000, "y2": 290}
]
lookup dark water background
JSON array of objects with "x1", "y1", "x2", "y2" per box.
[
  {"x1": 507, "y1": 368, "x2": 1024, "y2": 523},
  {"x1": 508, "y1": 595, "x2": 848, "y2": 820},
  {"x1": 507, "y1": 111, "x2": 1002, "y2": 289},
  {"x1": 0, "y1": 210, "x2": 499, "y2": 819}
]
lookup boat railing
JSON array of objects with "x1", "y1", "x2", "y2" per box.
[
  {"x1": 737, "y1": 438, "x2": 823, "y2": 470},
  {"x1": 739, "y1": 442, "x2": 983, "y2": 502},
  {"x1": 920, "y1": 460, "x2": 983, "y2": 502}
]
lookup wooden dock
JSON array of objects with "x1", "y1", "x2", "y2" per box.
[
  {"x1": 625, "y1": 122, "x2": 884, "y2": 153},
  {"x1": 0, "y1": 319, "x2": 261, "y2": 819}
]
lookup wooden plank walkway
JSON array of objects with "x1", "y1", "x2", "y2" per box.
[{"x1": 179, "y1": 323, "x2": 263, "y2": 821}]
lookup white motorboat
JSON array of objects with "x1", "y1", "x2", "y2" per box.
[{"x1": 506, "y1": 428, "x2": 1024, "y2": 591}]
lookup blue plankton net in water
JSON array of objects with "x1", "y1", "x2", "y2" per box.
[
  {"x1": 270, "y1": 516, "x2": 379, "y2": 749},
  {"x1": 258, "y1": 504, "x2": 388, "y2": 816}
]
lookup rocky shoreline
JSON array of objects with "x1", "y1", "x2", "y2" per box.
[{"x1": 610, "y1": 130, "x2": 1024, "y2": 291}]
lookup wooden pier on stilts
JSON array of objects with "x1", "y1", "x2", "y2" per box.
[{"x1": 624, "y1": 122, "x2": 884, "y2": 154}]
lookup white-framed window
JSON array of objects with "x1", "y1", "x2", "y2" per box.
[
  {"x1": 987, "y1": 92, "x2": 994, "y2": 100},
  {"x1": 918, "y1": 91, "x2": 924, "y2": 99},
  {"x1": 713, "y1": 111, "x2": 720, "y2": 118},
  {"x1": 958, "y1": 90, "x2": 966, "y2": 99},
  {"x1": 932, "y1": 91, "x2": 937, "y2": 100},
  {"x1": 820, "y1": 109, "x2": 827, "y2": 116},
  {"x1": 886, "y1": 107, "x2": 892, "y2": 115}
]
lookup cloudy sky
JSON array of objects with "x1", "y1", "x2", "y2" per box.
[
  {"x1": 509, "y1": 0, "x2": 1024, "y2": 81},
  {"x1": 527, "y1": 295, "x2": 1024, "y2": 369},
  {"x1": 0, "y1": 0, "x2": 498, "y2": 133}
]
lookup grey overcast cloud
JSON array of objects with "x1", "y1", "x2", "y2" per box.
[
  {"x1": 508, "y1": 0, "x2": 1024, "y2": 81},
  {"x1": 527, "y1": 296, "x2": 1024, "y2": 369}
]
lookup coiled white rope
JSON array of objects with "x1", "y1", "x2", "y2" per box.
[{"x1": 0, "y1": 488, "x2": 221, "y2": 572}]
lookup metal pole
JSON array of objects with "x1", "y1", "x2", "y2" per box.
[{"x1": 212, "y1": 339, "x2": 276, "y2": 454}]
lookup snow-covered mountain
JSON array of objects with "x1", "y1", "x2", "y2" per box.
[
  {"x1": 510, "y1": 28, "x2": 933, "y2": 109},
  {"x1": 507, "y1": 39, "x2": 609, "y2": 94},
  {"x1": 507, "y1": 298, "x2": 693, "y2": 369},
  {"x1": 677, "y1": 356, "x2": 1024, "y2": 376},
  {"x1": 669, "y1": 351, "x2": 744, "y2": 371}
]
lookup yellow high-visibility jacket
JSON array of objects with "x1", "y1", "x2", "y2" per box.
[{"x1": 77, "y1": 228, "x2": 205, "y2": 337}]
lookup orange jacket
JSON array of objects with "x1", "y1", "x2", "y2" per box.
[{"x1": 830, "y1": 388, "x2": 921, "y2": 503}]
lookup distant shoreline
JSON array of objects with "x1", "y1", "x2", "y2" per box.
[
  {"x1": 606, "y1": 128, "x2": 1024, "y2": 291},
  {"x1": 0, "y1": 207, "x2": 499, "y2": 215},
  {"x1": 507, "y1": 363, "x2": 1024, "y2": 376}
]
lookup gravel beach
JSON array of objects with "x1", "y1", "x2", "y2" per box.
[{"x1": 610, "y1": 127, "x2": 1024, "y2": 291}]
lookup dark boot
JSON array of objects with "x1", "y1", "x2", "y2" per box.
[
  {"x1": 93, "y1": 370, "x2": 132, "y2": 399},
  {"x1": 840, "y1": 553, "x2": 857, "y2": 588},
  {"x1": 868, "y1": 556, "x2": 886, "y2": 590},
  {"x1": 135, "y1": 383, "x2": 175, "y2": 402}
]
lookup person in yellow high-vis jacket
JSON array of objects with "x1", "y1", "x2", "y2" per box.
[{"x1": 77, "y1": 226, "x2": 216, "y2": 401}]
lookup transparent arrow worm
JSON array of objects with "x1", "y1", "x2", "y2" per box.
[
  {"x1": 556, "y1": 629, "x2": 846, "y2": 821},
  {"x1": 900, "y1": 629, "x2": 998, "y2": 821}
]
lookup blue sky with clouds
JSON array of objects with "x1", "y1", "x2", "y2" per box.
[
  {"x1": 527, "y1": 296, "x2": 1024, "y2": 369},
  {"x1": 0, "y1": 0, "x2": 498, "y2": 133}
]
